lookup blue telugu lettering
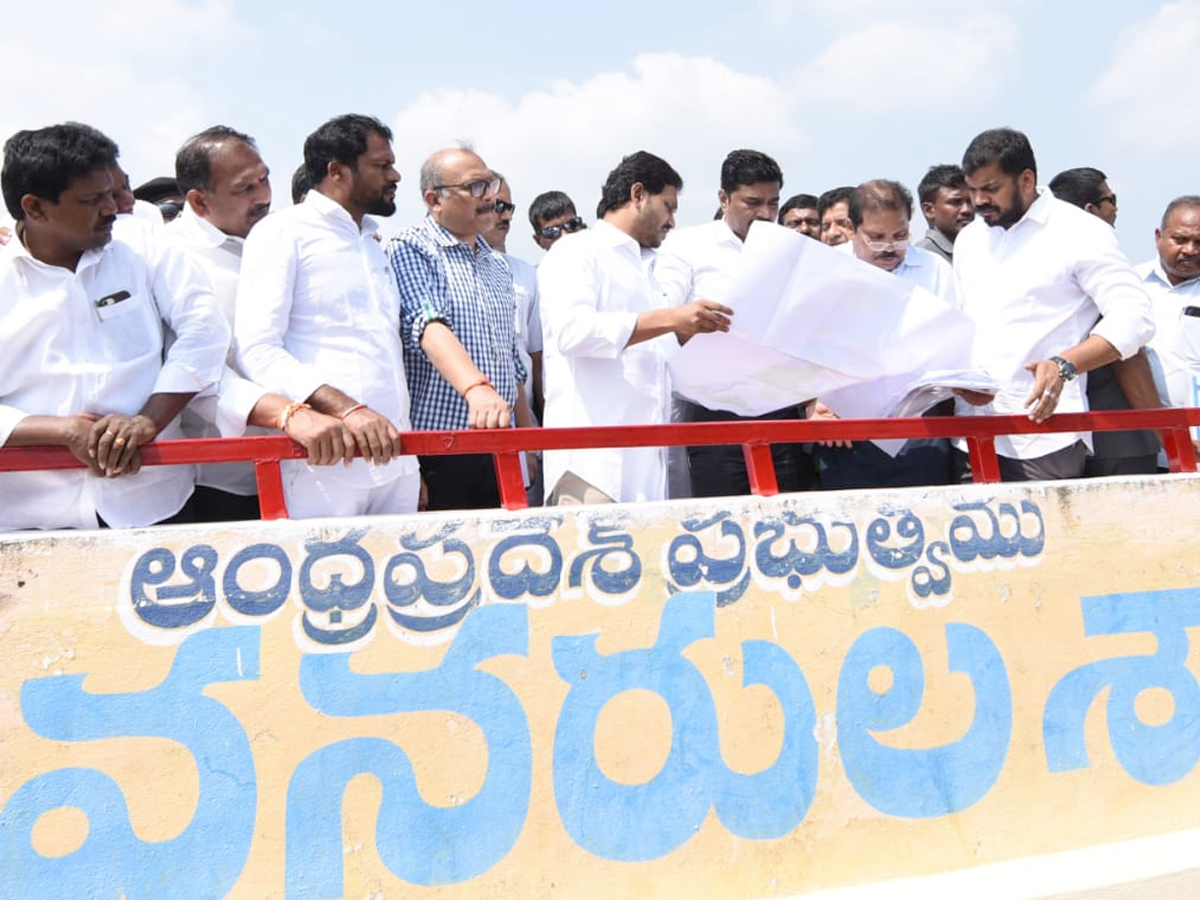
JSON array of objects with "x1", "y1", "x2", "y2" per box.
[{"x1": 0, "y1": 627, "x2": 259, "y2": 900}]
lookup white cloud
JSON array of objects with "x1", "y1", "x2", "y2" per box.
[
  {"x1": 1085, "y1": 1, "x2": 1200, "y2": 144},
  {"x1": 0, "y1": 1, "x2": 248, "y2": 188},
  {"x1": 387, "y1": 53, "x2": 805, "y2": 255},
  {"x1": 795, "y1": 15, "x2": 1019, "y2": 109}
]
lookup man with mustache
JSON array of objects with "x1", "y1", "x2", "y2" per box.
[
  {"x1": 538, "y1": 150, "x2": 732, "y2": 505},
  {"x1": 915, "y1": 164, "x2": 974, "y2": 264},
  {"x1": 814, "y1": 179, "x2": 957, "y2": 489},
  {"x1": 953, "y1": 127, "x2": 1155, "y2": 481},
  {"x1": 1141, "y1": 196, "x2": 1200, "y2": 457},
  {"x1": 168, "y1": 126, "x2": 352, "y2": 521},
  {"x1": 388, "y1": 147, "x2": 526, "y2": 510},
  {"x1": 0, "y1": 122, "x2": 228, "y2": 529},
  {"x1": 235, "y1": 114, "x2": 419, "y2": 518}
]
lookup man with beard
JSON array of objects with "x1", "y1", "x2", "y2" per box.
[
  {"x1": 0, "y1": 122, "x2": 227, "y2": 529},
  {"x1": 169, "y1": 126, "x2": 352, "y2": 521},
  {"x1": 388, "y1": 147, "x2": 524, "y2": 510},
  {"x1": 915, "y1": 164, "x2": 974, "y2": 264},
  {"x1": 953, "y1": 127, "x2": 1154, "y2": 481},
  {"x1": 538, "y1": 150, "x2": 732, "y2": 505},
  {"x1": 235, "y1": 114, "x2": 419, "y2": 518}
]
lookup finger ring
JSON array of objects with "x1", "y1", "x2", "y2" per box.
[
  {"x1": 104, "y1": 430, "x2": 116, "y2": 437},
  {"x1": 114, "y1": 437, "x2": 126, "y2": 446},
  {"x1": 1042, "y1": 390, "x2": 1055, "y2": 398}
]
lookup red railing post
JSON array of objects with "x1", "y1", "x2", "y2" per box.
[
  {"x1": 966, "y1": 435, "x2": 1002, "y2": 483},
  {"x1": 743, "y1": 443, "x2": 780, "y2": 497},
  {"x1": 493, "y1": 451, "x2": 529, "y2": 511},
  {"x1": 254, "y1": 459, "x2": 290, "y2": 520},
  {"x1": 1163, "y1": 427, "x2": 1198, "y2": 473}
]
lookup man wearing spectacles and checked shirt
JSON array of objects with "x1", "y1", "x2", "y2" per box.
[
  {"x1": 528, "y1": 190, "x2": 586, "y2": 251},
  {"x1": 389, "y1": 147, "x2": 531, "y2": 511}
]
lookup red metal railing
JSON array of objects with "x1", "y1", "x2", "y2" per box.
[{"x1": 2, "y1": 408, "x2": 1197, "y2": 519}]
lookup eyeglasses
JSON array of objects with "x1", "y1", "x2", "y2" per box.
[
  {"x1": 537, "y1": 216, "x2": 587, "y2": 240},
  {"x1": 434, "y1": 177, "x2": 501, "y2": 199},
  {"x1": 1095, "y1": 193, "x2": 1117, "y2": 206},
  {"x1": 493, "y1": 199, "x2": 516, "y2": 215},
  {"x1": 860, "y1": 238, "x2": 909, "y2": 253}
]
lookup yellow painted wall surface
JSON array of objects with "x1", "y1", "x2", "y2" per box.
[{"x1": 2, "y1": 475, "x2": 1198, "y2": 899}]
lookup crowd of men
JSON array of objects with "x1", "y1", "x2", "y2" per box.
[{"x1": 1, "y1": 116, "x2": 1197, "y2": 530}]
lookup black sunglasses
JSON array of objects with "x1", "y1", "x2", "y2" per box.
[
  {"x1": 493, "y1": 199, "x2": 517, "y2": 215},
  {"x1": 537, "y1": 216, "x2": 586, "y2": 240}
]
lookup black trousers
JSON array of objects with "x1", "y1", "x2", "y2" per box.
[
  {"x1": 420, "y1": 453, "x2": 501, "y2": 510},
  {"x1": 681, "y1": 401, "x2": 816, "y2": 498}
]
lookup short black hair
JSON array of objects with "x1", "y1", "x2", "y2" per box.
[
  {"x1": 848, "y1": 179, "x2": 913, "y2": 228},
  {"x1": 720, "y1": 149, "x2": 783, "y2": 194},
  {"x1": 778, "y1": 193, "x2": 818, "y2": 223},
  {"x1": 1048, "y1": 167, "x2": 1108, "y2": 209},
  {"x1": 596, "y1": 151, "x2": 682, "y2": 218},
  {"x1": 291, "y1": 163, "x2": 311, "y2": 205},
  {"x1": 2, "y1": 122, "x2": 118, "y2": 221},
  {"x1": 817, "y1": 186, "x2": 853, "y2": 219},
  {"x1": 303, "y1": 114, "x2": 392, "y2": 189},
  {"x1": 1162, "y1": 195, "x2": 1200, "y2": 229},
  {"x1": 176, "y1": 125, "x2": 256, "y2": 195},
  {"x1": 961, "y1": 127, "x2": 1037, "y2": 180},
  {"x1": 917, "y1": 164, "x2": 967, "y2": 205},
  {"x1": 528, "y1": 190, "x2": 576, "y2": 229}
]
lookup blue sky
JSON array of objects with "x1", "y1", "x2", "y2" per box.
[{"x1": 3, "y1": 1, "x2": 1196, "y2": 261}]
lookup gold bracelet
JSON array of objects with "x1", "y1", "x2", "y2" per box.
[{"x1": 277, "y1": 401, "x2": 311, "y2": 431}]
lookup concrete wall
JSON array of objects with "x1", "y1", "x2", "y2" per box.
[{"x1": 3, "y1": 475, "x2": 1200, "y2": 899}]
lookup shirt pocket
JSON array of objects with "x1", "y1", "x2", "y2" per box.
[{"x1": 93, "y1": 290, "x2": 162, "y2": 361}]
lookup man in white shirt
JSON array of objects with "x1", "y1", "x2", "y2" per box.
[
  {"x1": 657, "y1": 149, "x2": 814, "y2": 498},
  {"x1": 538, "y1": 150, "x2": 733, "y2": 505},
  {"x1": 235, "y1": 114, "x2": 419, "y2": 518},
  {"x1": 813, "y1": 178, "x2": 957, "y2": 489},
  {"x1": 1141, "y1": 196, "x2": 1200, "y2": 453},
  {"x1": 954, "y1": 128, "x2": 1155, "y2": 481},
  {"x1": 169, "y1": 126, "x2": 353, "y2": 520},
  {"x1": 0, "y1": 122, "x2": 228, "y2": 530},
  {"x1": 1048, "y1": 166, "x2": 1161, "y2": 477},
  {"x1": 481, "y1": 174, "x2": 544, "y2": 501}
]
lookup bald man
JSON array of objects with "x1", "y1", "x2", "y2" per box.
[{"x1": 387, "y1": 147, "x2": 528, "y2": 510}]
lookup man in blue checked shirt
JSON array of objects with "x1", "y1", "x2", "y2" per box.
[{"x1": 387, "y1": 147, "x2": 531, "y2": 511}]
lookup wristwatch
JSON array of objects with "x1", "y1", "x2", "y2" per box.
[{"x1": 1049, "y1": 355, "x2": 1078, "y2": 382}]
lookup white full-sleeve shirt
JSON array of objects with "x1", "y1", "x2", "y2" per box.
[
  {"x1": 952, "y1": 189, "x2": 1154, "y2": 459},
  {"x1": 0, "y1": 235, "x2": 228, "y2": 530},
  {"x1": 538, "y1": 220, "x2": 674, "y2": 503},
  {"x1": 656, "y1": 218, "x2": 744, "y2": 306},
  {"x1": 234, "y1": 190, "x2": 417, "y2": 488},
  {"x1": 165, "y1": 205, "x2": 269, "y2": 495},
  {"x1": 1140, "y1": 260, "x2": 1200, "y2": 430}
]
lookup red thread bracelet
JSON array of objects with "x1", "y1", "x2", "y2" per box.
[{"x1": 462, "y1": 377, "x2": 491, "y2": 398}]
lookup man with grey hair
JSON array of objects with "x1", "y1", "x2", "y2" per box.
[{"x1": 387, "y1": 147, "x2": 527, "y2": 510}]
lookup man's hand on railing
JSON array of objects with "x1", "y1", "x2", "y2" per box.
[
  {"x1": 88, "y1": 413, "x2": 159, "y2": 477},
  {"x1": 340, "y1": 406, "x2": 403, "y2": 466},
  {"x1": 465, "y1": 383, "x2": 512, "y2": 429},
  {"x1": 282, "y1": 407, "x2": 355, "y2": 467}
]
